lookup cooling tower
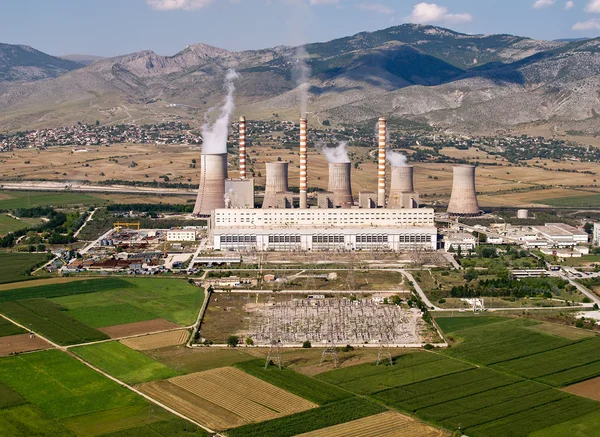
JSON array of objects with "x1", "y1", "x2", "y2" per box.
[
  {"x1": 299, "y1": 117, "x2": 308, "y2": 209},
  {"x1": 239, "y1": 116, "x2": 247, "y2": 179},
  {"x1": 377, "y1": 117, "x2": 387, "y2": 207},
  {"x1": 193, "y1": 153, "x2": 228, "y2": 215},
  {"x1": 388, "y1": 166, "x2": 419, "y2": 209},
  {"x1": 263, "y1": 162, "x2": 290, "y2": 209},
  {"x1": 447, "y1": 165, "x2": 481, "y2": 216},
  {"x1": 328, "y1": 162, "x2": 353, "y2": 207}
]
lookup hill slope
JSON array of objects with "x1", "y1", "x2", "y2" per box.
[{"x1": 0, "y1": 43, "x2": 83, "y2": 81}]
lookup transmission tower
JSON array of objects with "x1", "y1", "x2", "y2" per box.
[
  {"x1": 376, "y1": 340, "x2": 393, "y2": 366},
  {"x1": 346, "y1": 261, "x2": 356, "y2": 291},
  {"x1": 265, "y1": 339, "x2": 283, "y2": 370},
  {"x1": 320, "y1": 326, "x2": 339, "y2": 368}
]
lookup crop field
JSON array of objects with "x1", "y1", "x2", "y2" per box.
[
  {"x1": 563, "y1": 376, "x2": 600, "y2": 401},
  {"x1": 0, "y1": 190, "x2": 106, "y2": 210},
  {"x1": 0, "y1": 333, "x2": 50, "y2": 356},
  {"x1": 0, "y1": 277, "x2": 91, "y2": 292},
  {"x1": 0, "y1": 277, "x2": 132, "y2": 302},
  {"x1": 120, "y1": 329, "x2": 189, "y2": 350},
  {"x1": 316, "y1": 352, "x2": 473, "y2": 394},
  {"x1": 0, "y1": 252, "x2": 49, "y2": 285},
  {"x1": 99, "y1": 319, "x2": 181, "y2": 338},
  {"x1": 0, "y1": 317, "x2": 25, "y2": 337},
  {"x1": 296, "y1": 411, "x2": 449, "y2": 437},
  {"x1": 0, "y1": 214, "x2": 41, "y2": 235},
  {"x1": 224, "y1": 397, "x2": 387, "y2": 437},
  {"x1": 145, "y1": 346, "x2": 258, "y2": 374},
  {"x1": 434, "y1": 316, "x2": 508, "y2": 334},
  {"x1": 95, "y1": 417, "x2": 209, "y2": 437},
  {"x1": 539, "y1": 193, "x2": 600, "y2": 207},
  {"x1": 0, "y1": 299, "x2": 109, "y2": 345},
  {"x1": 53, "y1": 278, "x2": 204, "y2": 326},
  {"x1": 234, "y1": 359, "x2": 352, "y2": 405},
  {"x1": 72, "y1": 341, "x2": 181, "y2": 385}
]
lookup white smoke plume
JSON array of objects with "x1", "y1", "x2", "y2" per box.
[
  {"x1": 201, "y1": 69, "x2": 240, "y2": 154},
  {"x1": 320, "y1": 141, "x2": 350, "y2": 163},
  {"x1": 387, "y1": 149, "x2": 408, "y2": 167},
  {"x1": 293, "y1": 46, "x2": 311, "y2": 117}
]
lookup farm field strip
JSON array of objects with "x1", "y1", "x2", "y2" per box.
[
  {"x1": 536, "y1": 360, "x2": 600, "y2": 386},
  {"x1": 0, "y1": 317, "x2": 25, "y2": 337},
  {"x1": 0, "y1": 277, "x2": 132, "y2": 302},
  {"x1": 563, "y1": 376, "x2": 600, "y2": 401},
  {"x1": 0, "y1": 333, "x2": 51, "y2": 356},
  {"x1": 0, "y1": 252, "x2": 50, "y2": 285},
  {"x1": 120, "y1": 329, "x2": 189, "y2": 350},
  {"x1": 170, "y1": 367, "x2": 317, "y2": 422},
  {"x1": 295, "y1": 411, "x2": 449, "y2": 437}
]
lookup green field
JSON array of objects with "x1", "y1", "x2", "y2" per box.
[
  {"x1": 0, "y1": 318, "x2": 26, "y2": 337},
  {"x1": 54, "y1": 278, "x2": 204, "y2": 326},
  {"x1": 0, "y1": 404, "x2": 73, "y2": 437},
  {"x1": 0, "y1": 252, "x2": 50, "y2": 285},
  {"x1": 225, "y1": 397, "x2": 387, "y2": 437},
  {"x1": 0, "y1": 299, "x2": 109, "y2": 345},
  {"x1": 530, "y1": 410, "x2": 600, "y2": 437},
  {"x1": 99, "y1": 418, "x2": 208, "y2": 437},
  {"x1": 234, "y1": 359, "x2": 352, "y2": 405},
  {"x1": 435, "y1": 315, "x2": 508, "y2": 333},
  {"x1": 539, "y1": 193, "x2": 600, "y2": 207},
  {"x1": 0, "y1": 191, "x2": 107, "y2": 210},
  {"x1": 0, "y1": 215, "x2": 41, "y2": 235},
  {"x1": 73, "y1": 342, "x2": 181, "y2": 385},
  {"x1": 0, "y1": 382, "x2": 26, "y2": 409}
]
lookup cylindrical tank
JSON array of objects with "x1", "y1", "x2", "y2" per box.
[
  {"x1": 377, "y1": 117, "x2": 387, "y2": 207},
  {"x1": 517, "y1": 209, "x2": 529, "y2": 219},
  {"x1": 447, "y1": 165, "x2": 480, "y2": 216},
  {"x1": 299, "y1": 117, "x2": 308, "y2": 209},
  {"x1": 193, "y1": 153, "x2": 228, "y2": 215},
  {"x1": 328, "y1": 162, "x2": 353, "y2": 207},
  {"x1": 239, "y1": 116, "x2": 246, "y2": 179}
]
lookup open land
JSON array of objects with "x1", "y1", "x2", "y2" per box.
[
  {"x1": 120, "y1": 329, "x2": 189, "y2": 350},
  {"x1": 0, "y1": 333, "x2": 50, "y2": 356},
  {"x1": 563, "y1": 376, "x2": 600, "y2": 401},
  {"x1": 100, "y1": 319, "x2": 181, "y2": 338}
]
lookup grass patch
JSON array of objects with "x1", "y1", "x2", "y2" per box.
[
  {"x1": 0, "y1": 350, "x2": 144, "y2": 419},
  {"x1": 529, "y1": 409, "x2": 600, "y2": 437},
  {"x1": 0, "y1": 317, "x2": 26, "y2": 337},
  {"x1": 234, "y1": 359, "x2": 352, "y2": 405},
  {"x1": 0, "y1": 252, "x2": 50, "y2": 285},
  {"x1": 72, "y1": 341, "x2": 181, "y2": 385},
  {"x1": 0, "y1": 277, "x2": 132, "y2": 302},
  {"x1": 540, "y1": 193, "x2": 600, "y2": 207},
  {"x1": 225, "y1": 397, "x2": 387, "y2": 437},
  {"x1": 0, "y1": 215, "x2": 40, "y2": 235},
  {"x1": 99, "y1": 418, "x2": 209, "y2": 437},
  {"x1": 54, "y1": 278, "x2": 204, "y2": 326},
  {"x1": 69, "y1": 303, "x2": 157, "y2": 328},
  {"x1": 0, "y1": 404, "x2": 73, "y2": 436},
  {"x1": 0, "y1": 191, "x2": 105, "y2": 210},
  {"x1": 435, "y1": 316, "x2": 508, "y2": 334},
  {"x1": 0, "y1": 299, "x2": 109, "y2": 345}
]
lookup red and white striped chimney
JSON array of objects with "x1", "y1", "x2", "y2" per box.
[
  {"x1": 377, "y1": 117, "x2": 387, "y2": 207},
  {"x1": 239, "y1": 116, "x2": 246, "y2": 179},
  {"x1": 299, "y1": 117, "x2": 308, "y2": 209}
]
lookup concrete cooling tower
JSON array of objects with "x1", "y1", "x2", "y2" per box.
[
  {"x1": 193, "y1": 153, "x2": 228, "y2": 215},
  {"x1": 388, "y1": 166, "x2": 419, "y2": 209},
  {"x1": 447, "y1": 165, "x2": 481, "y2": 216},
  {"x1": 263, "y1": 162, "x2": 290, "y2": 209},
  {"x1": 328, "y1": 162, "x2": 353, "y2": 207}
]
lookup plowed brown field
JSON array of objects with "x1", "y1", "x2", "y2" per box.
[
  {"x1": 563, "y1": 376, "x2": 600, "y2": 401},
  {"x1": 296, "y1": 411, "x2": 449, "y2": 437},
  {"x1": 99, "y1": 319, "x2": 179, "y2": 338},
  {"x1": 121, "y1": 329, "x2": 188, "y2": 350},
  {"x1": 0, "y1": 333, "x2": 51, "y2": 356},
  {"x1": 140, "y1": 367, "x2": 316, "y2": 430}
]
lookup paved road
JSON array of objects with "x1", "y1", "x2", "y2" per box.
[
  {"x1": 79, "y1": 227, "x2": 114, "y2": 255},
  {"x1": 400, "y1": 269, "x2": 440, "y2": 310},
  {"x1": 73, "y1": 208, "x2": 97, "y2": 238}
]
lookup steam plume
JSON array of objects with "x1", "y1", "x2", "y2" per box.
[
  {"x1": 293, "y1": 46, "x2": 311, "y2": 117},
  {"x1": 321, "y1": 141, "x2": 350, "y2": 163},
  {"x1": 201, "y1": 69, "x2": 239, "y2": 154},
  {"x1": 387, "y1": 150, "x2": 408, "y2": 167}
]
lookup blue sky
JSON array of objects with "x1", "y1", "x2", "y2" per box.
[{"x1": 1, "y1": 0, "x2": 599, "y2": 57}]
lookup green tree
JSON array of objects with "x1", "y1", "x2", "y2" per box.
[{"x1": 227, "y1": 335, "x2": 239, "y2": 347}]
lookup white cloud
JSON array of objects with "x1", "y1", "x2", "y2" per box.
[
  {"x1": 532, "y1": 0, "x2": 555, "y2": 8},
  {"x1": 565, "y1": 1, "x2": 575, "y2": 9},
  {"x1": 572, "y1": 18, "x2": 600, "y2": 29},
  {"x1": 147, "y1": 0, "x2": 214, "y2": 10},
  {"x1": 359, "y1": 2, "x2": 394, "y2": 15},
  {"x1": 585, "y1": 0, "x2": 600, "y2": 12},
  {"x1": 407, "y1": 3, "x2": 473, "y2": 24}
]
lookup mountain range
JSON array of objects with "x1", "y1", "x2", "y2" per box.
[{"x1": 0, "y1": 24, "x2": 599, "y2": 135}]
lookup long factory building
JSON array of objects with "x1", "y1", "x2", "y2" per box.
[{"x1": 210, "y1": 208, "x2": 437, "y2": 251}]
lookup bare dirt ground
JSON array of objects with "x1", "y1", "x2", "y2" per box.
[
  {"x1": 99, "y1": 319, "x2": 180, "y2": 338},
  {"x1": 296, "y1": 411, "x2": 450, "y2": 437},
  {"x1": 121, "y1": 329, "x2": 189, "y2": 350},
  {"x1": 562, "y1": 376, "x2": 600, "y2": 401},
  {"x1": 0, "y1": 333, "x2": 51, "y2": 356},
  {"x1": 0, "y1": 277, "x2": 88, "y2": 292}
]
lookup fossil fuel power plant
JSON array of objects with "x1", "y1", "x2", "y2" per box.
[{"x1": 193, "y1": 116, "x2": 481, "y2": 252}]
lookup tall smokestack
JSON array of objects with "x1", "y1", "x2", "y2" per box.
[
  {"x1": 388, "y1": 166, "x2": 419, "y2": 209},
  {"x1": 263, "y1": 162, "x2": 290, "y2": 209},
  {"x1": 377, "y1": 117, "x2": 387, "y2": 207},
  {"x1": 299, "y1": 117, "x2": 308, "y2": 209},
  {"x1": 447, "y1": 165, "x2": 480, "y2": 216},
  {"x1": 328, "y1": 162, "x2": 353, "y2": 207},
  {"x1": 239, "y1": 116, "x2": 246, "y2": 179},
  {"x1": 193, "y1": 153, "x2": 228, "y2": 215}
]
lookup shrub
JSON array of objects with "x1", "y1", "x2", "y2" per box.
[
  {"x1": 423, "y1": 343, "x2": 434, "y2": 350},
  {"x1": 302, "y1": 340, "x2": 312, "y2": 348},
  {"x1": 227, "y1": 335, "x2": 239, "y2": 347}
]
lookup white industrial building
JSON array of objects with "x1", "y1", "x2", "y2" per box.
[
  {"x1": 166, "y1": 229, "x2": 197, "y2": 242},
  {"x1": 594, "y1": 223, "x2": 600, "y2": 246},
  {"x1": 531, "y1": 224, "x2": 588, "y2": 247},
  {"x1": 445, "y1": 232, "x2": 478, "y2": 252},
  {"x1": 210, "y1": 208, "x2": 437, "y2": 251}
]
